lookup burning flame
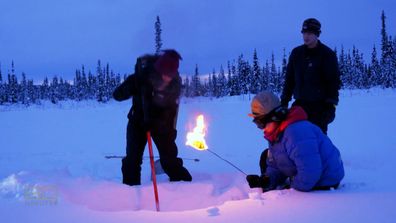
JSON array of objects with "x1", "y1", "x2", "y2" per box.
[{"x1": 186, "y1": 115, "x2": 208, "y2": 150}]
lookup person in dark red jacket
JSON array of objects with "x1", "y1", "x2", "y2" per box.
[
  {"x1": 280, "y1": 18, "x2": 341, "y2": 134},
  {"x1": 113, "y1": 49, "x2": 192, "y2": 186}
]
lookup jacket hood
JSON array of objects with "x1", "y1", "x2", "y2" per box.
[{"x1": 264, "y1": 106, "x2": 308, "y2": 143}]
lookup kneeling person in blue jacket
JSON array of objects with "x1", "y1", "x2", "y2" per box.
[{"x1": 246, "y1": 91, "x2": 344, "y2": 192}]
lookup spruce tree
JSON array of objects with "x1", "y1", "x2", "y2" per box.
[
  {"x1": 343, "y1": 49, "x2": 353, "y2": 88},
  {"x1": 81, "y1": 65, "x2": 88, "y2": 100},
  {"x1": 74, "y1": 69, "x2": 81, "y2": 100},
  {"x1": 183, "y1": 76, "x2": 191, "y2": 97},
  {"x1": 370, "y1": 45, "x2": 381, "y2": 86},
  {"x1": 0, "y1": 62, "x2": 2, "y2": 83},
  {"x1": 392, "y1": 37, "x2": 396, "y2": 87},
  {"x1": 41, "y1": 77, "x2": 50, "y2": 100},
  {"x1": 379, "y1": 11, "x2": 395, "y2": 88},
  {"x1": 96, "y1": 60, "x2": 106, "y2": 102},
  {"x1": 88, "y1": 71, "x2": 96, "y2": 100},
  {"x1": 351, "y1": 46, "x2": 363, "y2": 88},
  {"x1": 218, "y1": 65, "x2": 228, "y2": 97},
  {"x1": 251, "y1": 49, "x2": 261, "y2": 94},
  {"x1": 206, "y1": 71, "x2": 212, "y2": 97},
  {"x1": 0, "y1": 63, "x2": 4, "y2": 104},
  {"x1": 262, "y1": 60, "x2": 270, "y2": 92},
  {"x1": 58, "y1": 77, "x2": 66, "y2": 101},
  {"x1": 237, "y1": 54, "x2": 250, "y2": 95},
  {"x1": 105, "y1": 63, "x2": 111, "y2": 101},
  {"x1": 27, "y1": 79, "x2": 37, "y2": 104},
  {"x1": 269, "y1": 52, "x2": 278, "y2": 92},
  {"x1": 280, "y1": 49, "x2": 287, "y2": 93},
  {"x1": 211, "y1": 69, "x2": 218, "y2": 98},
  {"x1": 21, "y1": 72, "x2": 28, "y2": 104},
  {"x1": 381, "y1": 10, "x2": 389, "y2": 64},
  {"x1": 338, "y1": 46, "x2": 349, "y2": 88},
  {"x1": 227, "y1": 60, "x2": 239, "y2": 96},
  {"x1": 155, "y1": 16, "x2": 162, "y2": 54},
  {"x1": 190, "y1": 64, "x2": 201, "y2": 97},
  {"x1": 8, "y1": 61, "x2": 18, "y2": 103},
  {"x1": 50, "y1": 76, "x2": 59, "y2": 104}
]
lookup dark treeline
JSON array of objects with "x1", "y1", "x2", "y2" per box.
[
  {"x1": 0, "y1": 11, "x2": 395, "y2": 106},
  {"x1": 184, "y1": 50, "x2": 287, "y2": 98},
  {"x1": 184, "y1": 11, "x2": 396, "y2": 98},
  {"x1": 0, "y1": 60, "x2": 124, "y2": 105}
]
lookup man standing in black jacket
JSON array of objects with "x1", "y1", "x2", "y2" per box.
[
  {"x1": 280, "y1": 18, "x2": 341, "y2": 134},
  {"x1": 113, "y1": 49, "x2": 192, "y2": 186}
]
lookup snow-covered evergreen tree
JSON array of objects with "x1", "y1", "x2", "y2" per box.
[
  {"x1": 7, "y1": 62, "x2": 19, "y2": 103},
  {"x1": 40, "y1": 77, "x2": 50, "y2": 100},
  {"x1": 50, "y1": 76, "x2": 60, "y2": 104},
  {"x1": 262, "y1": 60, "x2": 270, "y2": 92},
  {"x1": 96, "y1": 60, "x2": 107, "y2": 102},
  {"x1": 392, "y1": 37, "x2": 396, "y2": 87},
  {"x1": 59, "y1": 77, "x2": 71, "y2": 101},
  {"x1": 155, "y1": 16, "x2": 162, "y2": 54},
  {"x1": 80, "y1": 65, "x2": 88, "y2": 100},
  {"x1": 190, "y1": 64, "x2": 202, "y2": 97},
  {"x1": 237, "y1": 54, "x2": 251, "y2": 95},
  {"x1": 0, "y1": 63, "x2": 5, "y2": 104},
  {"x1": 351, "y1": 47, "x2": 366, "y2": 88},
  {"x1": 217, "y1": 65, "x2": 228, "y2": 97},
  {"x1": 279, "y1": 49, "x2": 287, "y2": 93},
  {"x1": 380, "y1": 10, "x2": 395, "y2": 88},
  {"x1": 208, "y1": 69, "x2": 217, "y2": 98},
  {"x1": 381, "y1": 10, "x2": 390, "y2": 64},
  {"x1": 105, "y1": 63, "x2": 112, "y2": 101},
  {"x1": 88, "y1": 71, "x2": 97, "y2": 100},
  {"x1": 27, "y1": 79, "x2": 38, "y2": 104},
  {"x1": 74, "y1": 69, "x2": 82, "y2": 100},
  {"x1": 183, "y1": 76, "x2": 191, "y2": 97},
  {"x1": 228, "y1": 60, "x2": 239, "y2": 96},
  {"x1": 251, "y1": 49, "x2": 261, "y2": 94},
  {"x1": 338, "y1": 46, "x2": 347, "y2": 88},
  {"x1": 340, "y1": 49, "x2": 354, "y2": 89},
  {"x1": 20, "y1": 72, "x2": 29, "y2": 104},
  {"x1": 267, "y1": 53, "x2": 278, "y2": 92},
  {"x1": 370, "y1": 45, "x2": 382, "y2": 87}
]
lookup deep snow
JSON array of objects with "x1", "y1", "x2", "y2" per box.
[{"x1": 1, "y1": 89, "x2": 396, "y2": 222}]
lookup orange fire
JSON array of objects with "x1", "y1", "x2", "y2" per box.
[{"x1": 186, "y1": 115, "x2": 208, "y2": 150}]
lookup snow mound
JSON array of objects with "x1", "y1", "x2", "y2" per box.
[{"x1": 0, "y1": 171, "x2": 261, "y2": 212}]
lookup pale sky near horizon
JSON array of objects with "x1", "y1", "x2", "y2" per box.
[{"x1": 0, "y1": 0, "x2": 395, "y2": 80}]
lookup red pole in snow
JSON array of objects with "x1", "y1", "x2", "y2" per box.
[{"x1": 147, "y1": 131, "x2": 160, "y2": 212}]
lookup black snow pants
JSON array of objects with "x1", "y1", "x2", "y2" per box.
[{"x1": 122, "y1": 120, "x2": 192, "y2": 186}]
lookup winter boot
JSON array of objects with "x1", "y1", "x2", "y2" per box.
[
  {"x1": 169, "y1": 167, "x2": 192, "y2": 182},
  {"x1": 122, "y1": 157, "x2": 141, "y2": 186}
]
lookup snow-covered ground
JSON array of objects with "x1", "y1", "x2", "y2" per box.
[{"x1": 1, "y1": 89, "x2": 396, "y2": 223}]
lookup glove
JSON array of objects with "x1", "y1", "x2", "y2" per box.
[{"x1": 246, "y1": 175, "x2": 270, "y2": 189}]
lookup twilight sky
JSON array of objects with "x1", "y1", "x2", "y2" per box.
[{"x1": 0, "y1": 0, "x2": 395, "y2": 80}]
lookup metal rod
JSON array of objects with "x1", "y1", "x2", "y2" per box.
[
  {"x1": 104, "y1": 155, "x2": 125, "y2": 159},
  {"x1": 207, "y1": 149, "x2": 247, "y2": 175},
  {"x1": 105, "y1": 155, "x2": 200, "y2": 162}
]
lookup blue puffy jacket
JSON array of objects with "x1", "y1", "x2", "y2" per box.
[{"x1": 265, "y1": 120, "x2": 344, "y2": 192}]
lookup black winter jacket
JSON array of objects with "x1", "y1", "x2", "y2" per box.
[
  {"x1": 113, "y1": 55, "x2": 181, "y2": 130},
  {"x1": 281, "y1": 41, "x2": 341, "y2": 106}
]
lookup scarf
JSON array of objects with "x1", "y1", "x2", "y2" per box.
[{"x1": 264, "y1": 106, "x2": 308, "y2": 143}]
